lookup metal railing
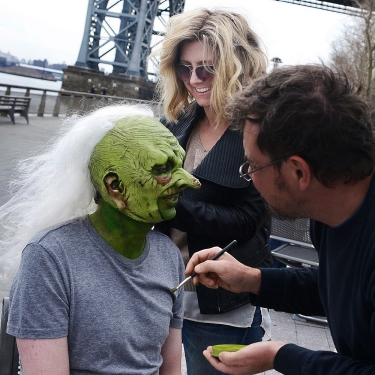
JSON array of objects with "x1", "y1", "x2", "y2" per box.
[{"x1": 0, "y1": 83, "x2": 163, "y2": 118}]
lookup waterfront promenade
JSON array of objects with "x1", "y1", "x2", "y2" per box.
[{"x1": 0, "y1": 114, "x2": 335, "y2": 374}]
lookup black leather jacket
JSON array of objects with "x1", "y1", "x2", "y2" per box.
[{"x1": 155, "y1": 103, "x2": 273, "y2": 314}]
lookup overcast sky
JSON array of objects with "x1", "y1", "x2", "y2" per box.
[{"x1": 0, "y1": 0, "x2": 351, "y2": 69}]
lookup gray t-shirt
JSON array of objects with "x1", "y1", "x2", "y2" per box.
[{"x1": 8, "y1": 217, "x2": 184, "y2": 375}]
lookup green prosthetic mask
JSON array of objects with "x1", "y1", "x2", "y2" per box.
[{"x1": 89, "y1": 116, "x2": 201, "y2": 224}]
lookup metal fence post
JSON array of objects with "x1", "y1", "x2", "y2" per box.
[
  {"x1": 80, "y1": 96, "x2": 87, "y2": 114},
  {"x1": 37, "y1": 90, "x2": 47, "y2": 117},
  {"x1": 53, "y1": 93, "x2": 62, "y2": 117},
  {"x1": 69, "y1": 94, "x2": 74, "y2": 111}
]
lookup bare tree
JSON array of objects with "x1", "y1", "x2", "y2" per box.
[{"x1": 329, "y1": 0, "x2": 375, "y2": 104}]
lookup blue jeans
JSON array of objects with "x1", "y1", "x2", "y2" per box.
[{"x1": 182, "y1": 307, "x2": 263, "y2": 375}]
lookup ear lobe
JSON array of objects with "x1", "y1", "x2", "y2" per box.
[{"x1": 289, "y1": 156, "x2": 311, "y2": 192}]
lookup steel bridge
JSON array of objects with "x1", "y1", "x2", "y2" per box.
[
  {"x1": 75, "y1": 0, "x2": 185, "y2": 78},
  {"x1": 75, "y1": 0, "x2": 361, "y2": 79},
  {"x1": 275, "y1": 0, "x2": 363, "y2": 16}
]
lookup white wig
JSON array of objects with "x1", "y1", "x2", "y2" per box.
[{"x1": 0, "y1": 104, "x2": 154, "y2": 286}]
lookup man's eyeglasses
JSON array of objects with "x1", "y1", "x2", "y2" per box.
[
  {"x1": 176, "y1": 64, "x2": 215, "y2": 82},
  {"x1": 239, "y1": 157, "x2": 286, "y2": 182}
]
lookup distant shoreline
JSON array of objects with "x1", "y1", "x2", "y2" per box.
[
  {"x1": 0, "y1": 66, "x2": 57, "y2": 82},
  {"x1": 0, "y1": 72, "x2": 62, "y2": 92}
]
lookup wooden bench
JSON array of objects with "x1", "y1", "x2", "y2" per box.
[{"x1": 0, "y1": 96, "x2": 31, "y2": 124}]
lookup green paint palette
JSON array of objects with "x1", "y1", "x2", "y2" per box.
[{"x1": 211, "y1": 344, "x2": 246, "y2": 357}]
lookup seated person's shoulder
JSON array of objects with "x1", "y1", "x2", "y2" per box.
[
  {"x1": 148, "y1": 230, "x2": 183, "y2": 259},
  {"x1": 26, "y1": 217, "x2": 89, "y2": 256},
  {"x1": 149, "y1": 229, "x2": 177, "y2": 247}
]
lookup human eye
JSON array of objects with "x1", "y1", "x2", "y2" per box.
[{"x1": 245, "y1": 161, "x2": 257, "y2": 173}]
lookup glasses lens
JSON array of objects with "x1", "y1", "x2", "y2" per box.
[
  {"x1": 176, "y1": 65, "x2": 191, "y2": 82},
  {"x1": 196, "y1": 66, "x2": 214, "y2": 82},
  {"x1": 241, "y1": 162, "x2": 250, "y2": 175}
]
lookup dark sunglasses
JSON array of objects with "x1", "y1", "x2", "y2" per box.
[{"x1": 176, "y1": 64, "x2": 215, "y2": 82}]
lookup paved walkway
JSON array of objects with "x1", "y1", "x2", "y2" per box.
[{"x1": 0, "y1": 114, "x2": 335, "y2": 374}]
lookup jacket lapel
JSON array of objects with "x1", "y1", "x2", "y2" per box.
[
  {"x1": 162, "y1": 103, "x2": 250, "y2": 189},
  {"x1": 194, "y1": 128, "x2": 249, "y2": 188}
]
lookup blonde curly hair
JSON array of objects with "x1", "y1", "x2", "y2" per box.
[{"x1": 152, "y1": 8, "x2": 267, "y2": 124}]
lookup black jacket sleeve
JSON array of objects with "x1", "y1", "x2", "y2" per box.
[
  {"x1": 251, "y1": 268, "x2": 375, "y2": 374},
  {"x1": 250, "y1": 267, "x2": 325, "y2": 316},
  {"x1": 162, "y1": 183, "x2": 268, "y2": 243},
  {"x1": 275, "y1": 343, "x2": 375, "y2": 375}
]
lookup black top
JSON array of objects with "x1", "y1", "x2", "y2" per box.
[
  {"x1": 155, "y1": 103, "x2": 272, "y2": 314},
  {"x1": 252, "y1": 173, "x2": 375, "y2": 374}
]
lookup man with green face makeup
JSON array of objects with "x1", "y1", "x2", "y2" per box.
[{"x1": 1, "y1": 105, "x2": 200, "y2": 375}]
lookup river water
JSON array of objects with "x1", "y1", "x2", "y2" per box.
[
  {"x1": 0, "y1": 72, "x2": 162, "y2": 117},
  {"x1": 0, "y1": 72, "x2": 65, "y2": 115},
  {"x1": 0, "y1": 72, "x2": 62, "y2": 92}
]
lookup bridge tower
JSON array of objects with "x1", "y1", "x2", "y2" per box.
[{"x1": 75, "y1": 0, "x2": 185, "y2": 78}]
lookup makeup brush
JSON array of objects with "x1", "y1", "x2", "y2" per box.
[{"x1": 170, "y1": 240, "x2": 237, "y2": 293}]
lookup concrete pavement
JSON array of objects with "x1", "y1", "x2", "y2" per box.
[
  {"x1": 0, "y1": 113, "x2": 335, "y2": 375},
  {"x1": 0, "y1": 114, "x2": 65, "y2": 206}
]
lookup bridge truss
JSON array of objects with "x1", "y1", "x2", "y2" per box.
[
  {"x1": 75, "y1": 0, "x2": 185, "y2": 78},
  {"x1": 275, "y1": 0, "x2": 362, "y2": 16}
]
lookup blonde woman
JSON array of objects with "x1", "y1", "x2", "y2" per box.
[{"x1": 153, "y1": 8, "x2": 273, "y2": 375}]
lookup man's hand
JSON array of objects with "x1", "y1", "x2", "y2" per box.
[
  {"x1": 203, "y1": 341, "x2": 286, "y2": 375},
  {"x1": 185, "y1": 247, "x2": 262, "y2": 294}
]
